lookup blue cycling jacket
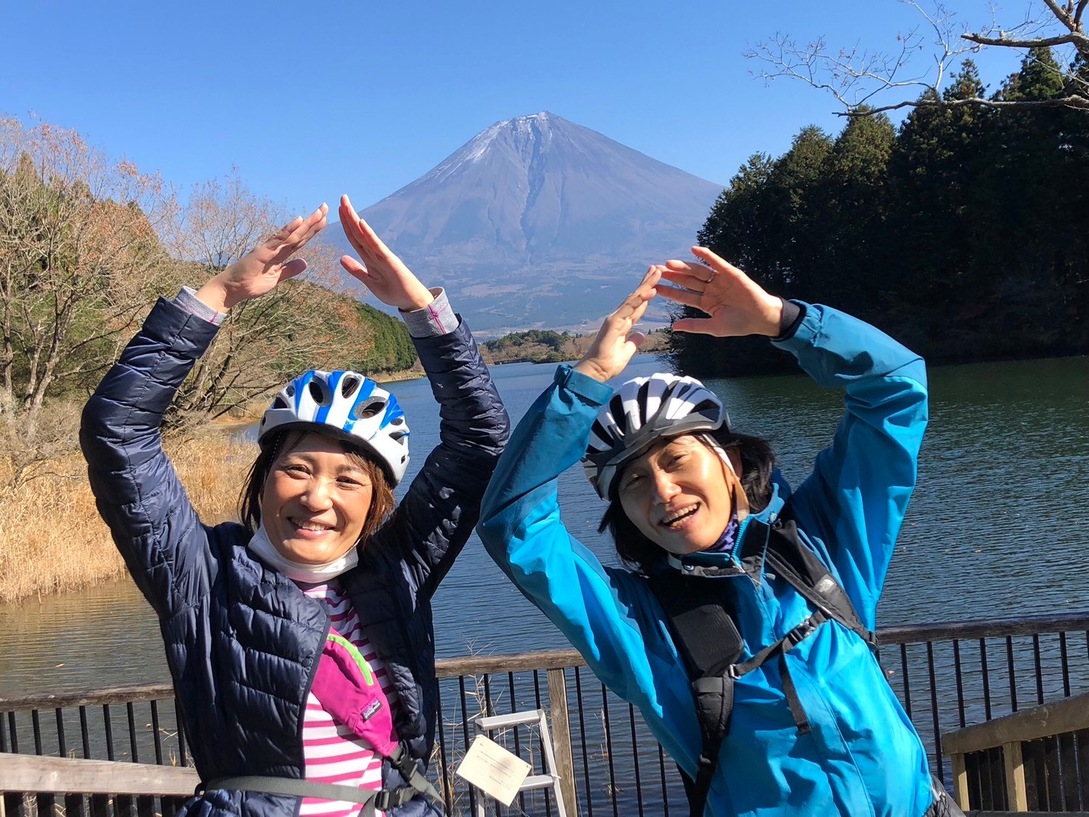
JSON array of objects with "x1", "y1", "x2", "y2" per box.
[{"x1": 478, "y1": 303, "x2": 935, "y2": 816}]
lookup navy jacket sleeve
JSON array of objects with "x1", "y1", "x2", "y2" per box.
[
  {"x1": 365, "y1": 315, "x2": 510, "y2": 601},
  {"x1": 79, "y1": 297, "x2": 221, "y2": 618}
]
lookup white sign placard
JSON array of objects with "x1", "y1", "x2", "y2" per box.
[{"x1": 455, "y1": 734, "x2": 532, "y2": 806}]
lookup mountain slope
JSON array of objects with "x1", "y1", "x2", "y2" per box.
[{"x1": 328, "y1": 112, "x2": 722, "y2": 335}]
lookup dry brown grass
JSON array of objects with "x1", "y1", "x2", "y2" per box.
[{"x1": 0, "y1": 425, "x2": 253, "y2": 603}]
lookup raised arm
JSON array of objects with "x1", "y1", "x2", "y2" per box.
[
  {"x1": 80, "y1": 206, "x2": 329, "y2": 615},
  {"x1": 477, "y1": 271, "x2": 701, "y2": 751},
  {"x1": 658, "y1": 247, "x2": 927, "y2": 626},
  {"x1": 338, "y1": 195, "x2": 510, "y2": 595},
  {"x1": 772, "y1": 305, "x2": 927, "y2": 627}
]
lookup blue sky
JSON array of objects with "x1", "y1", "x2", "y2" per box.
[{"x1": 6, "y1": 1, "x2": 1030, "y2": 215}]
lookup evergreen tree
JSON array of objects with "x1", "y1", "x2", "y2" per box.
[
  {"x1": 813, "y1": 109, "x2": 895, "y2": 319},
  {"x1": 760, "y1": 126, "x2": 833, "y2": 298},
  {"x1": 697, "y1": 153, "x2": 774, "y2": 273},
  {"x1": 976, "y1": 47, "x2": 1079, "y2": 357},
  {"x1": 885, "y1": 63, "x2": 993, "y2": 355}
]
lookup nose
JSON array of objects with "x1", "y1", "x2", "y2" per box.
[
  {"x1": 651, "y1": 469, "x2": 681, "y2": 504},
  {"x1": 300, "y1": 477, "x2": 334, "y2": 510}
]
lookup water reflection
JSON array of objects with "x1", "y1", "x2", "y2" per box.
[{"x1": 3, "y1": 354, "x2": 1088, "y2": 699}]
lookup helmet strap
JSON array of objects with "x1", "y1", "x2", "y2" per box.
[{"x1": 700, "y1": 435, "x2": 749, "y2": 522}]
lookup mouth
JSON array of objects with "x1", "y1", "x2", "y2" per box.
[
  {"x1": 289, "y1": 518, "x2": 334, "y2": 535},
  {"x1": 660, "y1": 503, "x2": 699, "y2": 529}
]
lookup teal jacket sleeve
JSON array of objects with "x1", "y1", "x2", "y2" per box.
[
  {"x1": 477, "y1": 364, "x2": 701, "y2": 764},
  {"x1": 774, "y1": 303, "x2": 928, "y2": 629}
]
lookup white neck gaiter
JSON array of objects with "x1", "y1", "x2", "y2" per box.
[{"x1": 246, "y1": 522, "x2": 359, "y2": 584}]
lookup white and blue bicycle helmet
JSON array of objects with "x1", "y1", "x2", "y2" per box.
[
  {"x1": 258, "y1": 370, "x2": 410, "y2": 485},
  {"x1": 583, "y1": 373, "x2": 727, "y2": 500}
]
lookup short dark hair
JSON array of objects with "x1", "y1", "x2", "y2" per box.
[
  {"x1": 599, "y1": 427, "x2": 776, "y2": 574},
  {"x1": 239, "y1": 428, "x2": 396, "y2": 550}
]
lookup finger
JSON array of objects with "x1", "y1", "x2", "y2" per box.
[
  {"x1": 338, "y1": 196, "x2": 367, "y2": 255},
  {"x1": 267, "y1": 215, "x2": 304, "y2": 247},
  {"x1": 290, "y1": 204, "x2": 328, "y2": 245},
  {"x1": 339, "y1": 195, "x2": 362, "y2": 229},
  {"x1": 661, "y1": 261, "x2": 714, "y2": 287},
  {"x1": 616, "y1": 267, "x2": 661, "y2": 309},
  {"x1": 349, "y1": 214, "x2": 393, "y2": 260},
  {"x1": 655, "y1": 283, "x2": 703, "y2": 309},
  {"x1": 671, "y1": 316, "x2": 718, "y2": 335},
  {"x1": 279, "y1": 258, "x2": 308, "y2": 281},
  {"x1": 627, "y1": 295, "x2": 652, "y2": 325},
  {"x1": 268, "y1": 211, "x2": 326, "y2": 267},
  {"x1": 340, "y1": 255, "x2": 369, "y2": 278},
  {"x1": 270, "y1": 206, "x2": 326, "y2": 255},
  {"x1": 639, "y1": 265, "x2": 662, "y2": 287},
  {"x1": 612, "y1": 286, "x2": 655, "y2": 322},
  {"x1": 691, "y1": 246, "x2": 742, "y2": 277}
]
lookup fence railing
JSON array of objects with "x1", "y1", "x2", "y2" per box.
[
  {"x1": 3, "y1": 612, "x2": 1089, "y2": 817},
  {"x1": 943, "y1": 690, "x2": 1089, "y2": 811}
]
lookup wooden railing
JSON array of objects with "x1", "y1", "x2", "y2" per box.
[
  {"x1": 3, "y1": 613, "x2": 1089, "y2": 817},
  {"x1": 944, "y1": 690, "x2": 1089, "y2": 812}
]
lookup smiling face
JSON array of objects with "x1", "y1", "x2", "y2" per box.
[
  {"x1": 260, "y1": 432, "x2": 376, "y2": 565},
  {"x1": 616, "y1": 434, "x2": 736, "y2": 557}
]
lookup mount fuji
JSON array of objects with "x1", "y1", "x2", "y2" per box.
[{"x1": 328, "y1": 112, "x2": 723, "y2": 336}]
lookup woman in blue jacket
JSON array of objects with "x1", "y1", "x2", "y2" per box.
[
  {"x1": 477, "y1": 249, "x2": 962, "y2": 816},
  {"x1": 81, "y1": 197, "x2": 509, "y2": 817}
]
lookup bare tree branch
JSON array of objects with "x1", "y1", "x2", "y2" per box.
[{"x1": 747, "y1": 0, "x2": 1089, "y2": 115}]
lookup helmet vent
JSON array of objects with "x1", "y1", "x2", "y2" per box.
[
  {"x1": 284, "y1": 384, "x2": 296, "y2": 398},
  {"x1": 307, "y1": 380, "x2": 329, "y2": 405},
  {"x1": 352, "y1": 398, "x2": 384, "y2": 420},
  {"x1": 271, "y1": 396, "x2": 289, "y2": 410},
  {"x1": 340, "y1": 374, "x2": 362, "y2": 399}
]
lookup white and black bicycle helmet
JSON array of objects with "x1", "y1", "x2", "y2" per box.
[
  {"x1": 583, "y1": 373, "x2": 727, "y2": 500},
  {"x1": 258, "y1": 370, "x2": 410, "y2": 485}
]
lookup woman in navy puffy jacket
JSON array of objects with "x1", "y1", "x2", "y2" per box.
[{"x1": 81, "y1": 197, "x2": 508, "y2": 817}]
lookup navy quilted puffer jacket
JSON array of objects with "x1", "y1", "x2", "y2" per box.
[{"x1": 80, "y1": 297, "x2": 509, "y2": 817}]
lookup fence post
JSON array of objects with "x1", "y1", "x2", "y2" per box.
[
  {"x1": 1002, "y1": 741, "x2": 1028, "y2": 811},
  {"x1": 547, "y1": 668, "x2": 579, "y2": 817},
  {"x1": 950, "y1": 752, "x2": 969, "y2": 810}
]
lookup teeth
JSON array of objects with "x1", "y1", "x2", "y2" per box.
[
  {"x1": 662, "y1": 505, "x2": 697, "y2": 527},
  {"x1": 292, "y1": 520, "x2": 329, "y2": 532}
]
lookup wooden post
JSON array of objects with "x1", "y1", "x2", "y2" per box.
[
  {"x1": 547, "y1": 668, "x2": 579, "y2": 817},
  {"x1": 1002, "y1": 741, "x2": 1028, "y2": 812},
  {"x1": 950, "y1": 752, "x2": 970, "y2": 811}
]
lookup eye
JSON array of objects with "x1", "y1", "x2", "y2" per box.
[{"x1": 281, "y1": 463, "x2": 310, "y2": 477}]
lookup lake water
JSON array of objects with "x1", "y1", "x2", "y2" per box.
[{"x1": 2, "y1": 352, "x2": 1088, "y2": 699}]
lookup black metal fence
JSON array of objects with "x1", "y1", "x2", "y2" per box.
[{"x1": 4, "y1": 612, "x2": 1089, "y2": 816}]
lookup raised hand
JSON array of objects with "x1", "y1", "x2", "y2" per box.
[
  {"x1": 194, "y1": 204, "x2": 329, "y2": 312},
  {"x1": 656, "y1": 247, "x2": 783, "y2": 338},
  {"x1": 573, "y1": 266, "x2": 661, "y2": 383},
  {"x1": 338, "y1": 195, "x2": 433, "y2": 311}
]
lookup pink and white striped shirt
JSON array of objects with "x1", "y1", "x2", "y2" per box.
[{"x1": 299, "y1": 580, "x2": 402, "y2": 817}]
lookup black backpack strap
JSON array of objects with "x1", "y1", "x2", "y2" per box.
[
  {"x1": 647, "y1": 511, "x2": 879, "y2": 815},
  {"x1": 648, "y1": 569, "x2": 743, "y2": 817},
  {"x1": 762, "y1": 517, "x2": 877, "y2": 650}
]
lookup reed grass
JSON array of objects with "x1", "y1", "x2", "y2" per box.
[{"x1": 0, "y1": 429, "x2": 254, "y2": 603}]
